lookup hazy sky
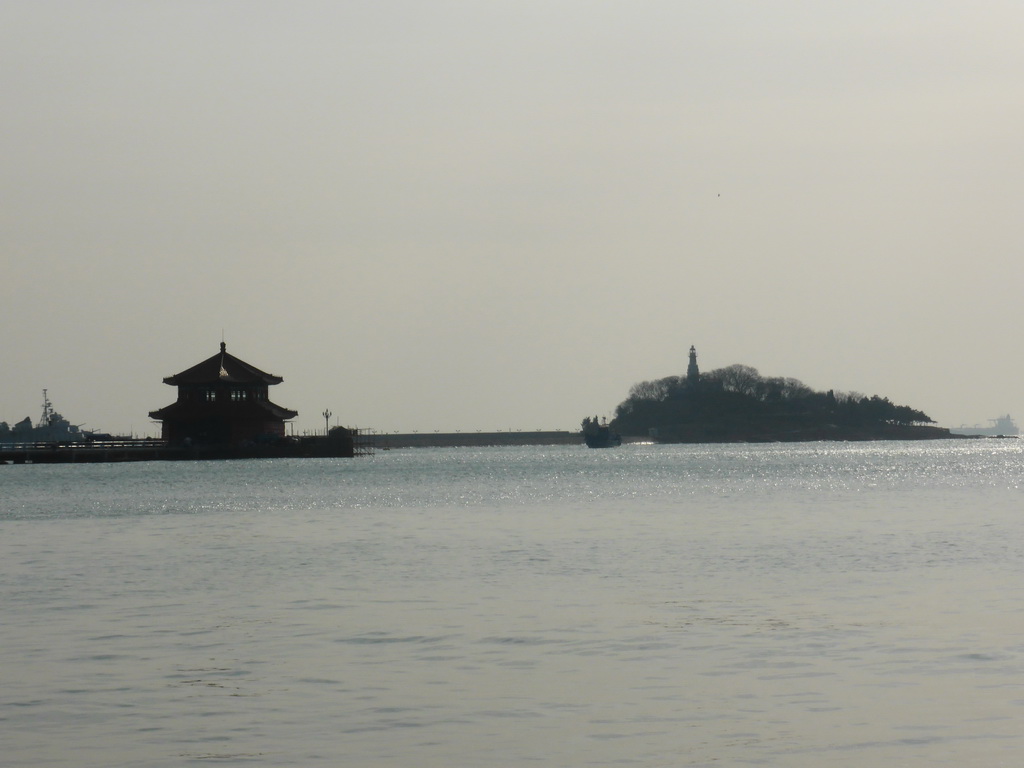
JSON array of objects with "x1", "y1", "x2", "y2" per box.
[{"x1": 3, "y1": 1, "x2": 1022, "y2": 436}]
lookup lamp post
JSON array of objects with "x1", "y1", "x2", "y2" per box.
[{"x1": 323, "y1": 409, "x2": 332, "y2": 436}]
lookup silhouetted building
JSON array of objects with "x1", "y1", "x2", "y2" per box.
[{"x1": 149, "y1": 342, "x2": 297, "y2": 445}]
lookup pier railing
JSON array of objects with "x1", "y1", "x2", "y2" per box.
[
  {"x1": 0, "y1": 439, "x2": 170, "y2": 464},
  {"x1": 1, "y1": 438, "x2": 167, "y2": 451},
  {"x1": 1, "y1": 434, "x2": 372, "y2": 464}
]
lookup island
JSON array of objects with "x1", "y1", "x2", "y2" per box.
[{"x1": 595, "y1": 346, "x2": 954, "y2": 444}]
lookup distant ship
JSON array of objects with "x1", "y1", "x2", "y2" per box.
[
  {"x1": 582, "y1": 416, "x2": 622, "y2": 448},
  {"x1": 949, "y1": 414, "x2": 1019, "y2": 437},
  {"x1": 0, "y1": 390, "x2": 93, "y2": 443}
]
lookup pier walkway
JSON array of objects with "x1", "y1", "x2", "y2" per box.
[{"x1": 1, "y1": 433, "x2": 371, "y2": 464}]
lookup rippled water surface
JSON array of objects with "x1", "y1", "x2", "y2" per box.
[{"x1": 3, "y1": 441, "x2": 1024, "y2": 766}]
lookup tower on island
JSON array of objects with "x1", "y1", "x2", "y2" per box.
[
  {"x1": 149, "y1": 342, "x2": 297, "y2": 446},
  {"x1": 686, "y1": 345, "x2": 700, "y2": 384}
]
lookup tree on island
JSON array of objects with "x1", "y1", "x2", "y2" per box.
[{"x1": 608, "y1": 362, "x2": 941, "y2": 443}]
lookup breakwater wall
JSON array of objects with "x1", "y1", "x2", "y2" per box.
[{"x1": 373, "y1": 431, "x2": 582, "y2": 449}]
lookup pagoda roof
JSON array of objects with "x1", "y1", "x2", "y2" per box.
[
  {"x1": 149, "y1": 398, "x2": 298, "y2": 422},
  {"x1": 163, "y1": 343, "x2": 285, "y2": 386}
]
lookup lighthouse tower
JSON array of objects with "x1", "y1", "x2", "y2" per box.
[{"x1": 686, "y1": 345, "x2": 700, "y2": 383}]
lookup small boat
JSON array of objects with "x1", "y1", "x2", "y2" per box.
[{"x1": 582, "y1": 416, "x2": 621, "y2": 448}]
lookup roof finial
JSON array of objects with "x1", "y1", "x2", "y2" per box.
[{"x1": 218, "y1": 340, "x2": 229, "y2": 378}]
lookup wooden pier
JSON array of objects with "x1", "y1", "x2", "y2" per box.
[{"x1": 1, "y1": 432, "x2": 372, "y2": 465}]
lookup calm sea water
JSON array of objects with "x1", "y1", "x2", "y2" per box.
[{"x1": 2, "y1": 440, "x2": 1024, "y2": 767}]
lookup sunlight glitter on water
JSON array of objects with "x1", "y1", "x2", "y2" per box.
[{"x1": 2, "y1": 441, "x2": 1024, "y2": 766}]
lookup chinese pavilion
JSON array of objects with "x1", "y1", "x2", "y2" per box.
[{"x1": 149, "y1": 342, "x2": 298, "y2": 445}]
